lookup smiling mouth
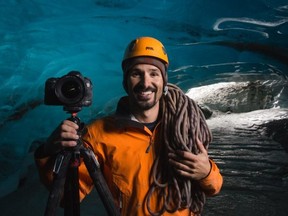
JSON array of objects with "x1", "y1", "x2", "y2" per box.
[
  {"x1": 139, "y1": 91, "x2": 153, "y2": 96},
  {"x1": 137, "y1": 90, "x2": 154, "y2": 100}
]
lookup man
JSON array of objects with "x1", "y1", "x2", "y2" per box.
[{"x1": 35, "y1": 36, "x2": 223, "y2": 215}]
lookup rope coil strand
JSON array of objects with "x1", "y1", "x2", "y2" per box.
[{"x1": 146, "y1": 83, "x2": 212, "y2": 215}]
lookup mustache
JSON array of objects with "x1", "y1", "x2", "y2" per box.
[{"x1": 133, "y1": 85, "x2": 156, "y2": 93}]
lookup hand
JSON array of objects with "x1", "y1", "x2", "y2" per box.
[
  {"x1": 44, "y1": 120, "x2": 80, "y2": 155},
  {"x1": 168, "y1": 138, "x2": 211, "y2": 181}
]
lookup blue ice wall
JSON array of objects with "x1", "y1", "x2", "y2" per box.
[{"x1": 0, "y1": 0, "x2": 287, "y2": 202}]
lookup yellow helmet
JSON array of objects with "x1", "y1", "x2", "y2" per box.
[
  {"x1": 122, "y1": 36, "x2": 169, "y2": 66},
  {"x1": 121, "y1": 37, "x2": 169, "y2": 93}
]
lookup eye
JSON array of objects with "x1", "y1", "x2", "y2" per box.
[
  {"x1": 150, "y1": 70, "x2": 161, "y2": 78},
  {"x1": 130, "y1": 70, "x2": 141, "y2": 78}
]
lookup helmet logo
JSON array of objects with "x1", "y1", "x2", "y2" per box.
[{"x1": 145, "y1": 46, "x2": 154, "y2": 51}]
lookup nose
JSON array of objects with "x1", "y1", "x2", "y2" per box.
[{"x1": 140, "y1": 73, "x2": 151, "y2": 88}]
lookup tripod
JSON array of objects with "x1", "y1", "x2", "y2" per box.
[{"x1": 44, "y1": 113, "x2": 120, "y2": 216}]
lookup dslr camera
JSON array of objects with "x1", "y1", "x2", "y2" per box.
[{"x1": 44, "y1": 71, "x2": 93, "y2": 112}]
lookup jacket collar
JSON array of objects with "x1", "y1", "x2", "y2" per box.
[
  {"x1": 113, "y1": 96, "x2": 145, "y2": 130},
  {"x1": 113, "y1": 96, "x2": 160, "y2": 134}
]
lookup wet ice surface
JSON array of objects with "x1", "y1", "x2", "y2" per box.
[
  {"x1": 203, "y1": 111, "x2": 288, "y2": 215},
  {"x1": 205, "y1": 131, "x2": 288, "y2": 215}
]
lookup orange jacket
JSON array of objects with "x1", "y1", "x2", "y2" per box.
[{"x1": 35, "y1": 98, "x2": 223, "y2": 216}]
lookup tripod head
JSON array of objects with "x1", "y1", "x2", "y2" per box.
[{"x1": 66, "y1": 112, "x2": 87, "y2": 142}]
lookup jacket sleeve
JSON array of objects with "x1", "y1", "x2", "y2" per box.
[
  {"x1": 34, "y1": 144, "x2": 56, "y2": 190},
  {"x1": 34, "y1": 143, "x2": 94, "y2": 202},
  {"x1": 198, "y1": 159, "x2": 223, "y2": 196}
]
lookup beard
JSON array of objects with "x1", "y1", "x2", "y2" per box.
[
  {"x1": 129, "y1": 85, "x2": 162, "y2": 111},
  {"x1": 135, "y1": 98, "x2": 157, "y2": 110}
]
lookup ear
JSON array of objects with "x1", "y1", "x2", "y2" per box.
[{"x1": 163, "y1": 85, "x2": 168, "y2": 95}]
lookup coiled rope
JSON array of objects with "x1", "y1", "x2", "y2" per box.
[{"x1": 146, "y1": 83, "x2": 212, "y2": 215}]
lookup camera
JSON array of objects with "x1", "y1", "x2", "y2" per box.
[{"x1": 44, "y1": 71, "x2": 93, "y2": 112}]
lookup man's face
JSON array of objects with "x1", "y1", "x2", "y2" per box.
[{"x1": 126, "y1": 63, "x2": 164, "y2": 111}]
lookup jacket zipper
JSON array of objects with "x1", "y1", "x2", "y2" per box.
[
  {"x1": 146, "y1": 137, "x2": 153, "y2": 153},
  {"x1": 145, "y1": 122, "x2": 160, "y2": 153}
]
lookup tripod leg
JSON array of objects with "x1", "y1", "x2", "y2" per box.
[
  {"x1": 44, "y1": 152, "x2": 72, "y2": 216},
  {"x1": 64, "y1": 150, "x2": 81, "y2": 216},
  {"x1": 80, "y1": 146, "x2": 121, "y2": 216}
]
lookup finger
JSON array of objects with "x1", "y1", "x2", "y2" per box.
[
  {"x1": 61, "y1": 140, "x2": 78, "y2": 148},
  {"x1": 169, "y1": 157, "x2": 193, "y2": 173},
  {"x1": 60, "y1": 131, "x2": 79, "y2": 140},
  {"x1": 173, "y1": 149, "x2": 197, "y2": 162},
  {"x1": 63, "y1": 120, "x2": 79, "y2": 130},
  {"x1": 169, "y1": 152, "x2": 194, "y2": 166},
  {"x1": 196, "y1": 137, "x2": 207, "y2": 153},
  {"x1": 61, "y1": 123, "x2": 78, "y2": 135},
  {"x1": 169, "y1": 158, "x2": 202, "y2": 180}
]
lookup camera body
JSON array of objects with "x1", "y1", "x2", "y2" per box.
[{"x1": 44, "y1": 71, "x2": 92, "y2": 112}]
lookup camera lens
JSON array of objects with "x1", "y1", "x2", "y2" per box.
[
  {"x1": 55, "y1": 75, "x2": 84, "y2": 105},
  {"x1": 61, "y1": 80, "x2": 81, "y2": 99}
]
